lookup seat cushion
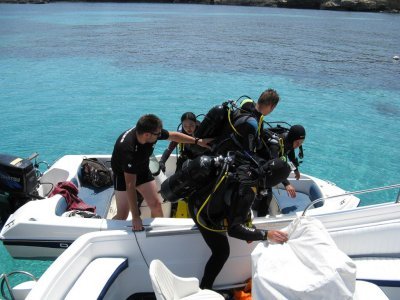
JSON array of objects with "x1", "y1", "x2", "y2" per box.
[
  {"x1": 273, "y1": 189, "x2": 311, "y2": 214},
  {"x1": 180, "y1": 289, "x2": 224, "y2": 300},
  {"x1": 353, "y1": 280, "x2": 389, "y2": 300}
]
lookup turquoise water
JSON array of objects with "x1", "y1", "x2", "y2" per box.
[{"x1": 0, "y1": 2, "x2": 399, "y2": 287}]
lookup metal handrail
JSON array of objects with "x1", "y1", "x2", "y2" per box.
[
  {"x1": 302, "y1": 183, "x2": 400, "y2": 217},
  {"x1": 0, "y1": 271, "x2": 37, "y2": 300}
]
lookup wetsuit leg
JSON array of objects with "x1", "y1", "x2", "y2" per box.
[
  {"x1": 256, "y1": 188, "x2": 272, "y2": 217},
  {"x1": 188, "y1": 201, "x2": 230, "y2": 289},
  {"x1": 197, "y1": 225, "x2": 230, "y2": 289}
]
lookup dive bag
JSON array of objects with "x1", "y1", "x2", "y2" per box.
[{"x1": 80, "y1": 158, "x2": 113, "y2": 188}]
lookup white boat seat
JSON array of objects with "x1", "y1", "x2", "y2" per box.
[
  {"x1": 353, "y1": 280, "x2": 389, "y2": 299},
  {"x1": 149, "y1": 259, "x2": 224, "y2": 300},
  {"x1": 65, "y1": 257, "x2": 128, "y2": 300},
  {"x1": 353, "y1": 257, "x2": 400, "y2": 287}
]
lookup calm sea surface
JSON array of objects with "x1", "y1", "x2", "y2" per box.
[{"x1": 0, "y1": 2, "x2": 399, "y2": 287}]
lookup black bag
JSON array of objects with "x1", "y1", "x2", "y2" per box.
[{"x1": 80, "y1": 158, "x2": 113, "y2": 188}]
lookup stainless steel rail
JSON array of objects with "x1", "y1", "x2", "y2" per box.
[
  {"x1": 0, "y1": 271, "x2": 37, "y2": 300},
  {"x1": 302, "y1": 183, "x2": 400, "y2": 217}
]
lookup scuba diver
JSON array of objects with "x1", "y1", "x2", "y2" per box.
[
  {"x1": 158, "y1": 112, "x2": 206, "y2": 173},
  {"x1": 195, "y1": 89, "x2": 280, "y2": 156},
  {"x1": 254, "y1": 124, "x2": 306, "y2": 217},
  {"x1": 160, "y1": 152, "x2": 291, "y2": 290}
]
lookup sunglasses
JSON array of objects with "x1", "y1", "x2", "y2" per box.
[{"x1": 151, "y1": 131, "x2": 162, "y2": 137}]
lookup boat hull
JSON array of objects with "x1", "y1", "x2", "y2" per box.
[
  {"x1": 25, "y1": 204, "x2": 400, "y2": 300},
  {"x1": 1, "y1": 154, "x2": 360, "y2": 259}
]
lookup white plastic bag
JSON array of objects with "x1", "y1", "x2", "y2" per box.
[{"x1": 251, "y1": 217, "x2": 356, "y2": 300}]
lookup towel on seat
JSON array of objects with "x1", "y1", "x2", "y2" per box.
[{"x1": 50, "y1": 181, "x2": 96, "y2": 213}]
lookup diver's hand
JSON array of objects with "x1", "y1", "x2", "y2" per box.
[
  {"x1": 159, "y1": 161, "x2": 166, "y2": 173},
  {"x1": 132, "y1": 217, "x2": 144, "y2": 232},
  {"x1": 267, "y1": 230, "x2": 288, "y2": 243},
  {"x1": 285, "y1": 184, "x2": 297, "y2": 198},
  {"x1": 294, "y1": 169, "x2": 301, "y2": 180},
  {"x1": 197, "y1": 138, "x2": 214, "y2": 149}
]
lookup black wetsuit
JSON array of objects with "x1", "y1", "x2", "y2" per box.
[
  {"x1": 214, "y1": 103, "x2": 263, "y2": 156},
  {"x1": 255, "y1": 131, "x2": 300, "y2": 216},
  {"x1": 160, "y1": 123, "x2": 206, "y2": 171},
  {"x1": 111, "y1": 127, "x2": 169, "y2": 190},
  {"x1": 187, "y1": 158, "x2": 289, "y2": 289}
]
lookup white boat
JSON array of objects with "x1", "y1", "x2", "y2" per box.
[
  {"x1": 0, "y1": 153, "x2": 360, "y2": 259},
  {"x1": 2, "y1": 184, "x2": 399, "y2": 300}
]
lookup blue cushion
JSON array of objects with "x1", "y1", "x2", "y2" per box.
[
  {"x1": 77, "y1": 186, "x2": 114, "y2": 218},
  {"x1": 309, "y1": 184, "x2": 324, "y2": 208},
  {"x1": 273, "y1": 190, "x2": 311, "y2": 214}
]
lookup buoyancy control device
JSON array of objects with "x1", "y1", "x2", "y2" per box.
[{"x1": 160, "y1": 155, "x2": 221, "y2": 203}]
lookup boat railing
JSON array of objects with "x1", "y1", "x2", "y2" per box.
[
  {"x1": 0, "y1": 271, "x2": 37, "y2": 300},
  {"x1": 302, "y1": 183, "x2": 400, "y2": 217}
]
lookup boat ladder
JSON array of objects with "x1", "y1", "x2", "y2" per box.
[{"x1": 0, "y1": 271, "x2": 37, "y2": 300}]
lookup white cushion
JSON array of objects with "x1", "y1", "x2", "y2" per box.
[
  {"x1": 353, "y1": 280, "x2": 389, "y2": 300},
  {"x1": 181, "y1": 289, "x2": 224, "y2": 299}
]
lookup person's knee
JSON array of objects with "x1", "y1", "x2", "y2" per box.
[{"x1": 147, "y1": 197, "x2": 162, "y2": 210}]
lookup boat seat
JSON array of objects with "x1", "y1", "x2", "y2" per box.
[
  {"x1": 353, "y1": 280, "x2": 389, "y2": 300},
  {"x1": 77, "y1": 185, "x2": 114, "y2": 218},
  {"x1": 55, "y1": 196, "x2": 68, "y2": 216},
  {"x1": 65, "y1": 257, "x2": 128, "y2": 300},
  {"x1": 149, "y1": 259, "x2": 224, "y2": 300},
  {"x1": 273, "y1": 183, "x2": 323, "y2": 214},
  {"x1": 353, "y1": 257, "x2": 400, "y2": 287},
  {"x1": 54, "y1": 180, "x2": 114, "y2": 218},
  {"x1": 273, "y1": 189, "x2": 311, "y2": 214}
]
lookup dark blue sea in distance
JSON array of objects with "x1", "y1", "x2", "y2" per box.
[{"x1": 0, "y1": 2, "x2": 399, "y2": 284}]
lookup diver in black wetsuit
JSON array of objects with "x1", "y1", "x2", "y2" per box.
[
  {"x1": 254, "y1": 124, "x2": 306, "y2": 217},
  {"x1": 158, "y1": 112, "x2": 205, "y2": 173},
  {"x1": 195, "y1": 89, "x2": 281, "y2": 156},
  {"x1": 160, "y1": 152, "x2": 291, "y2": 290}
]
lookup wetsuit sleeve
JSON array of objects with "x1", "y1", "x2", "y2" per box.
[
  {"x1": 160, "y1": 141, "x2": 178, "y2": 163},
  {"x1": 228, "y1": 224, "x2": 267, "y2": 241},
  {"x1": 158, "y1": 129, "x2": 170, "y2": 141},
  {"x1": 287, "y1": 150, "x2": 299, "y2": 170},
  {"x1": 227, "y1": 176, "x2": 267, "y2": 241}
]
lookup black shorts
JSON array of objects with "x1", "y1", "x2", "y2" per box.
[{"x1": 113, "y1": 169, "x2": 154, "y2": 191}]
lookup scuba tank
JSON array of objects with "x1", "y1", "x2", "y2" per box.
[
  {"x1": 160, "y1": 155, "x2": 222, "y2": 203},
  {"x1": 195, "y1": 96, "x2": 255, "y2": 139},
  {"x1": 195, "y1": 105, "x2": 229, "y2": 139}
]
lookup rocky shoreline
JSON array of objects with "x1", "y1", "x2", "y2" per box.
[{"x1": 1, "y1": 0, "x2": 399, "y2": 13}]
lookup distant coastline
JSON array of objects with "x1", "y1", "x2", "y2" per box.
[{"x1": 1, "y1": 0, "x2": 399, "y2": 13}]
